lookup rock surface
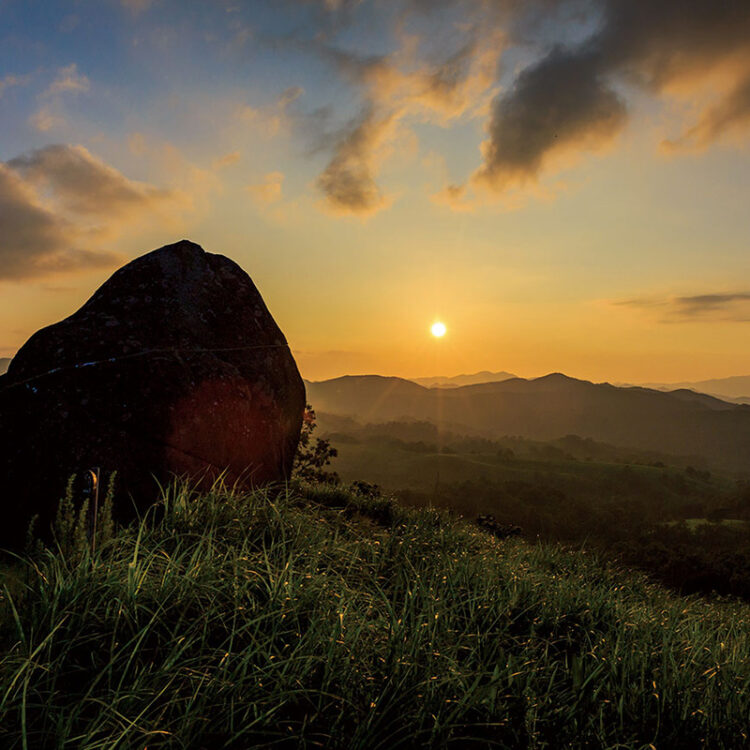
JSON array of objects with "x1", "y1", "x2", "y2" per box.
[{"x1": 0, "y1": 240, "x2": 305, "y2": 548}]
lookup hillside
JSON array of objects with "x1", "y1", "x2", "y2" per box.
[
  {"x1": 1, "y1": 481, "x2": 749, "y2": 748},
  {"x1": 305, "y1": 373, "x2": 750, "y2": 474},
  {"x1": 320, "y1": 424, "x2": 726, "y2": 521},
  {"x1": 313, "y1": 415, "x2": 750, "y2": 599}
]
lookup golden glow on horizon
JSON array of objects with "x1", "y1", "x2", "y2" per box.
[{"x1": 431, "y1": 321, "x2": 447, "y2": 338}]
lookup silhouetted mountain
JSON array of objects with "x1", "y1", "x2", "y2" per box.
[
  {"x1": 0, "y1": 358, "x2": 10, "y2": 375},
  {"x1": 304, "y1": 373, "x2": 750, "y2": 474},
  {"x1": 411, "y1": 371, "x2": 516, "y2": 388},
  {"x1": 642, "y1": 375, "x2": 750, "y2": 401}
]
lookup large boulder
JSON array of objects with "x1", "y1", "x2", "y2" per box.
[{"x1": 0, "y1": 240, "x2": 306, "y2": 548}]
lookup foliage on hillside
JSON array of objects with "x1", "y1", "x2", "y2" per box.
[
  {"x1": 1, "y1": 482, "x2": 749, "y2": 748},
  {"x1": 292, "y1": 404, "x2": 339, "y2": 484},
  {"x1": 317, "y1": 420, "x2": 750, "y2": 601}
]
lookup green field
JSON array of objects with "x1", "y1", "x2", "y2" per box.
[
  {"x1": 1, "y1": 481, "x2": 749, "y2": 748},
  {"x1": 326, "y1": 437, "x2": 729, "y2": 526}
]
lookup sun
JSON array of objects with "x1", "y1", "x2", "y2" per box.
[{"x1": 431, "y1": 321, "x2": 447, "y2": 338}]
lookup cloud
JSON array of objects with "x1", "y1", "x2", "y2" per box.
[
  {"x1": 0, "y1": 163, "x2": 119, "y2": 280},
  {"x1": 128, "y1": 132, "x2": 148, "y2": 156},
  {"x1": 8, "y1": 144, "x2": 177, "y2": 218},
  {"x1": 464, "y1": 0, "x2": 750, "y2": 195},
  {"x1": 431, "y1": 183, "x2": 476, "y2": 213},
  {"x1": 614, "y1": 292, "x2": 750, "y2": 322},
  {"x1": 593, "y1": 1, "x2": 750, "y2": 92},
  {"x1": 28, "y1": 107, "x2": 64, "y2": 132},
  {"x1": 664, "y1": 73, "x2": 750, "y2": 151},
  {"x1": 0, "y1": 144, "x2": 198, "y2": 281},
  {"x1": 212, "y1": 151, "x2": 242, "y2": 169},
  {"x1": 324, "y1": 33, "x2": 501, "y2": 122},
  {"x1": 0, "y1": 73, "x2": 29, "y2": 99},
  {"x1": 314, "y1": 30, "x2": 503, "y2": 215},
  {"x1": 286, "y1": 0, "x2": 750, "y2": 209},
  {"x1": 676, "y1": 294, "x2": 750, "y2": 317},
  {"x1": 474, "y1": 49, "x2": 626, "y2": 190},
  {"x1": 237, "y1": 86, "x2": 304, "y2": 138},
  {"x1": 316, "y1": 107, "x2": 398, "y2": 216},
  {"x1": 44, "y1": 63, "x2": 89, "y2": 97},
  {"x1": 29, "y1": 63, "x2": 90, "y2": 132},
  {"x1": 246, "y1": 171, "x2": 284, "y2": 206}
]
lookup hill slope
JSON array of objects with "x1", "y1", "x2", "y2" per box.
[
  {"x1": 305, "y1": 373, "x2": 750, "y2": 473},
  {"x1": 1, "y1": 482, "x2": 749, "y2": 748}
]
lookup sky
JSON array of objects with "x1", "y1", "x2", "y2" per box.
[{"x1": 1, "y1": 0, "x2": 749, "y2": 384}]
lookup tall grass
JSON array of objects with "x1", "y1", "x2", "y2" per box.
[{"x1": 1, "y1": 480, "x2": 749, "y2": 748}]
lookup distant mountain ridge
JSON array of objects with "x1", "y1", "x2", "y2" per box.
[
  {"x1": 0, "y1": 358, "x2": 10, "y2": 375},
  {"x1": 304, "y1": 373, "x2": 750, "y2": 474},
  {"x1": 410, "y1": 371, "x2": 516, "y2": 388},
  {"x1": 641, "y1": 375, "x2": 750, "y2": 402}
]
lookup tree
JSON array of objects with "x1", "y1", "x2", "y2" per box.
[{"x1": 293, "y1": 404, "x2": 339, "y2": 484}]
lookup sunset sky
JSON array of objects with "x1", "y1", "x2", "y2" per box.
[{"x1": 1, "y1": 0, "x2": 749, "y2": 383}]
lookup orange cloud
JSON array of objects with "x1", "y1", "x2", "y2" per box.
[
  {"x1": 213, "y1": 151, "x2": 242, "y2": 169},
  {"x1": 316, "y1": 31, "x2": 504, "y2": 215},
  {"x1": 237, "y1": 86, "x2": 304, "y2": 139},
  {"x1": 431, "y1": 183, "x2": 476, "y2": 213},
  {"x1": 44, "y1": 63, "x2": 89, "y2": 97},
  {"x1": 28, "y1": 106, "x2": 63, "y2": 132},
  {"x1": 664, "y1": 72, "x2": 750, "y2": 151},
  {"x1": 0, "y1": 163, "x2": 119, "y2": 280},
  {"x1": 0, "y1": 143, "x2": 209, "y2": 281},
  {"x1": 9, "y1": 144, "x2": 176, "y2": 218},
  {"x1": 440, "y1": 0, "x2": 750, "y2": 203},
  {"x1": 28, "y1": 63, "x2": 90, "y2": 132},
  {"x1": 246, "y1": 171, "x2": 285, "y2": 207},
  {"x1": 316, "y1": 108, "x2": 398, "y2": 216}
]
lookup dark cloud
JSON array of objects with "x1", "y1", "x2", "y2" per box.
[
  {"x1": 314, "y1": 31, "x2": 501, "y2": 214},
  {"x1": 593, "y1": 0, "x2": 750, "y2": 88},
  {"x1": 472, "y1": 0, "x2": 750, "y2": 190},
  {"x1": 0, "y1": 164, "x2": 118, "y2": 280},
  {"x1": 675, "y1": 293, "x2": 750, "y2": 318},
  {"x1": 316, "y1": 107, "x2": 396, "y2": 215},
  {"x1": 266, "y1": 0, "x2": 750, "y2": 208},
  {"x1": 0, "y1": 144, "x2": 188, "y2": 281},
  {"x1": 616, "y1": 293, "x2": 750, "y2": 322},
  {"x1": 9, "y1": 144, "x2": 175, "y2": 217},
  {"x1": 475, "y1": 48, "x2": 626, "y2": 188}
]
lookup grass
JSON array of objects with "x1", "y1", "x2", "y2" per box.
[
  {"x1": 325, "y1": 439, "x2": 725, "y2": 514},
  {"x1": 0, "y1": 481, "x2": 749, "y2": 749},
  {"x1": 664, "y1": 518, "x2": 750, "y2": 530}
]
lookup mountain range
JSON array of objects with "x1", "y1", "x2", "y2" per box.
[
  {"x1": 410, "y1": 371, "x2": 516, "y2": 388},
  {"x1": 0, "y1": 359, "x2": 10, "y2": 376},
  {"x1": 639, "y1": 375, "x2": 750, "y2": 403},
  {"x1": 305, "y1": 373, "x2": 750, "y2": 475},
  {"x1": 410, "y1": 370, "x2": 750, "y2": 402}
]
